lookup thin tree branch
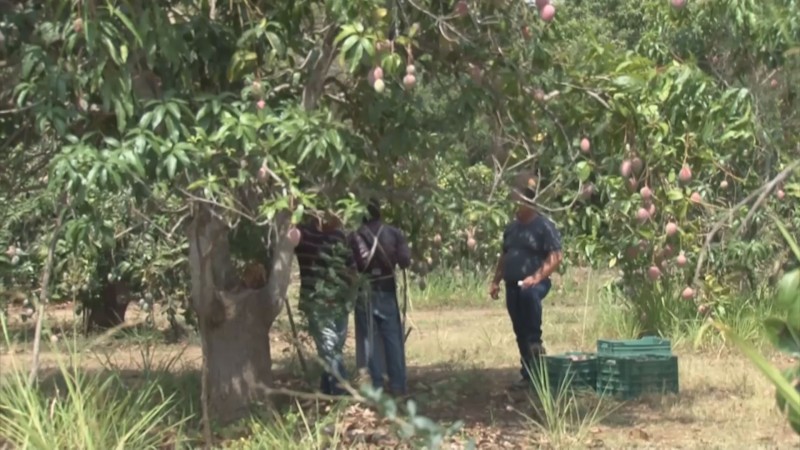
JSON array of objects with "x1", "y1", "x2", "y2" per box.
[
  {"x1": 28, "y1": 202, "x2": 68, "y2": 385},
  {"x1": 692, "y1": 157, "x2": 800, "y2": 287}
]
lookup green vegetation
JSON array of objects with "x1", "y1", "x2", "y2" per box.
[{"x1": 0, "y1": 0, "x2": 799, "y2": 447}]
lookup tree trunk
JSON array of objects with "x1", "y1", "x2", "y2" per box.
[
  {"x1": 85, "y1": 281, "x2": 131, "y2": 333},
  {"x1": 187, "y1": 204, "x2": 292, "y2": 424}
]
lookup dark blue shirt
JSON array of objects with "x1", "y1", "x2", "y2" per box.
[
  {"x1": 349, "y1": 219, "x2": 411, "y2": 292},
  {"x1": 501, "y1": 214, "x2": 562, "y2": 284}
]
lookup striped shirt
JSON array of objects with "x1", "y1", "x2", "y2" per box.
[{"x1": 295, "y1": 223, "x2": 354, "y2": 293}]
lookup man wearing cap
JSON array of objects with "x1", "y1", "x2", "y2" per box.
[{"x1": 489, "y1": 186, "x2": 563, "y2": 390}]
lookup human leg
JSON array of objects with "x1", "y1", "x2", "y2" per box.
[
  {"x1": 299, "y1": 294, "x2": 348, "y2": 395},
  {"x1": 355, "y1": 290, "x2": 369, "y2": 370},
  {"x1": 372, "y1": 290, "x2": 407, "y2": 395},
  {"x1": 355, "y1": 295, "x2": 386, "y2": 390},
  {"x1": 318, "y1": 311, "x2": 350, "y2": 395},
  {"x1": 504, "y1": 284, "x2": 529, "y2": 382},
  {"x1": 517, "y1": 280, "x2": 552, "y2": 380}
]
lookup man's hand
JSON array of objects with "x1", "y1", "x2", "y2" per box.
[
  {"x1": 489, "y1": 282, "x2": 500, "y2": 300},
  {"x1": 520, "y1": 275, "x2": 541, "y2": 289}
]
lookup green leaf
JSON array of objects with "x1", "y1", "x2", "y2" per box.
[
  {"x1": 771, "y1": 213, "x2": 800, "y2": 262},
  {"x1": 166, "y1": 103, "x2": 181, "y2": 120},
  {"x1": 764, "y1": 318, "x2": 800, "y2": 356},
  {"x1": 777, "y1": 270, "x2": 800, "y2": 312},
  {"x1": 152, "y1": 105, "x2": 167, "y2": 129},
  {"x1": 102, "y1": 37, "x2": 120, "y2": 65},
  {"x1": 291, "y1": 205, "x2": 305, "y2": 225},
  {"x1": 349, "y1": 44, "x2": 364, "y2": 73},
  {"x1": 362, "y1": 38, "x2": 375, "y2": 58},
  {"x1": 340, "y1": 35, "x2": 359, "y2": 59},
  {"x1": 164, "y1": 154, "x2": 178, "y2": 179},
  {"x1": 114, "y1": 100, "x2": 127, "y2": 132},
  {"x1": 612, "y1": 75, "x2": 640, "y2": 90},
  {"x1": 334, "y1": 25, "x2": 357, "y2": 45},
  {"x1": 666, "y1": 189, "x2": 684, "y2": 201},
  {"x1": 110, "y1": 8, "x2": 143, "y2": 46},
  {"x1": 139, "y1": 111, "x2": 154, "y2": 128},
  {"x1": 265, "y1": 31, "x2": 285, "y2": 55},
  {"x1": 575, "y1": 162, "x2": 591, "y2": 182}
]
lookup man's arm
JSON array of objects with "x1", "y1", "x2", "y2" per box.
[
  {"x1": 395, "y1": 228, "x2": 411, "y2": 270},
  {"x1": 530, "y1": 218, "x2": 563, "y2": 283},
  {"x1": 348, "y1": 230, "x2": 370, "y2": 272},
  {"x1": 492, "y1": 253, "x2": 505, "y2": 285},
  {"x1": 492, "y1": 225, "x2": 511, "y2": 285},
  {"x1": 532, "y1": 251, "x2": 563, "y2": 282}
]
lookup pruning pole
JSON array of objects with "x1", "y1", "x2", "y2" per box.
[
  {"x1": 402, "y1": 269, "x2": 413, "y2": 343},
  {"x1": 284, "y1": 298, "x2": 308, "y2": 375}
]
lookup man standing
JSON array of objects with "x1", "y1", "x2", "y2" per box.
[
  {"x1": 350, "y1": 199, "x2": 412, "y2": 396},
  {"x1": 295, "y1": 211, "x2": 355, "y2": 396},
  {"x1": 490, "y1": 187, "x2": 563, "y2": 390}
]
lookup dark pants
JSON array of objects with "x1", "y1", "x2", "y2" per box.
[
  {"x1": 354, "y1": 289, "x2": 407, "y2": 395},
  {"x1": 506, "y1": 279, "x2": 552, "y2": 380}
]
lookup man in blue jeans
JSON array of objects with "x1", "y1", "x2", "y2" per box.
[
  {"x1": 350, "y1": 199, "x2": 411, "y2": 396},
  {"x1": 295, "y1": 212, "x2": 355, "y2": 396},
  {"x1": 490, "y1": 187, "x2": 563, "y2": 390}
]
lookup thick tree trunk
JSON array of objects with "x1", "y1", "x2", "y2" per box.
[
  {"x1": 187, "y1": 204, "x2": 292, "y2": 424},
  {"x1": 198, "y1": 288, "x2": 278, "y2": 421}
]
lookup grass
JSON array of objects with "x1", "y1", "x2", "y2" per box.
[
  {"x1": 0, "y1": 266, "x2": 798, "y2": 449},
  {"x1": 524, "y1": 365, "x2": 616, "y2": 449}
]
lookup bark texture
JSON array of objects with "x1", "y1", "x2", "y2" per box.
[{"x1": 187, "y1": 205, "x2": 293, "y2": 424}]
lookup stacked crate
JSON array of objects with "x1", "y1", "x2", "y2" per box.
[
  {"x1": 543, "y1": 352, "x2": 597, "y2": 394},
  {"x1": 543, "y1": 336, "x2": 680, "y2": 399},
  {"x1": 595, "y1": 336, "x2": 679, "y2": 400}
]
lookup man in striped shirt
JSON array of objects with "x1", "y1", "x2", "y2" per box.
[{"x1": 295, "y1": 211, "x2": 356, "y2": 396}]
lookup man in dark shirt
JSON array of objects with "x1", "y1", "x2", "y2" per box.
[
  {"x1": 350, "y1": 199, "x2": 412, "y2": 396},
  {"x1": 490, "y1": 187, "x2": 563, "y2": 390},
  {"x1": 295, "y1": 211, "x2": 355, "y2": 396}
]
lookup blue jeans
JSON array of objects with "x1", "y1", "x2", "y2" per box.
[
  {"x1": 354, "y1": 289, "x2": 407, "y2": 395},
  {"x1": 506, "y1": 279, "x2": 551, "y2": 380},
  {"x1": 299, "y1": 292, "x2": 349, "y2": 396}
]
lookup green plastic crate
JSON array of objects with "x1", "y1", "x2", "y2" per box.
[
  {"x1": 596, "y1": 336, "x2": 672, "y2": 357},
  {"x1": 596, "y1": 355, "x2": 679, "y2": 400},
  {"x1": 544, "y1": 352, "x2": 598, "y2": 392}
]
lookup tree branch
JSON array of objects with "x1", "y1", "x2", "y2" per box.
[
  {"x1": 692, "y1": 157, "x2": 800, "y2": 287},
  {"x1": 28, "y1": 202, "x2": 67, "y2": 385},
  {"x1": 302, "y1": 25, "x2": 339, "y2": 111}
]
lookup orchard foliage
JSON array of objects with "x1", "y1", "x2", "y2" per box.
[{"x1": 0, "y1": 0, "x2": 798, "y2": 422}]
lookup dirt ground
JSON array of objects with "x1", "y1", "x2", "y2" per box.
[{"x1": 2, "y1": 293, "x2": 799, "y2": 449}]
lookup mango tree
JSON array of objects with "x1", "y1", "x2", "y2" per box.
[{"x1": 4, "y1": 0, "x2": 799, "y2": 427}]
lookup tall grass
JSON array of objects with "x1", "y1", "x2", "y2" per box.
[
  {"x1": 407, "y1": 265, "x2": 490, "y2": 309},
  {"x1": 0, "y1": 319, "x2": 191, "y2": 449},
  {"x1": 224, "y1": 404, "x2": 346, "y2": 450},
  {"x1": 516, "y1": 364, "x2": 615, "y2": 449}
]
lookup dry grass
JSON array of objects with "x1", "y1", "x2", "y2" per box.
[{"x1": 1, "y1": 267, "x2": 799, "y2": 449}]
